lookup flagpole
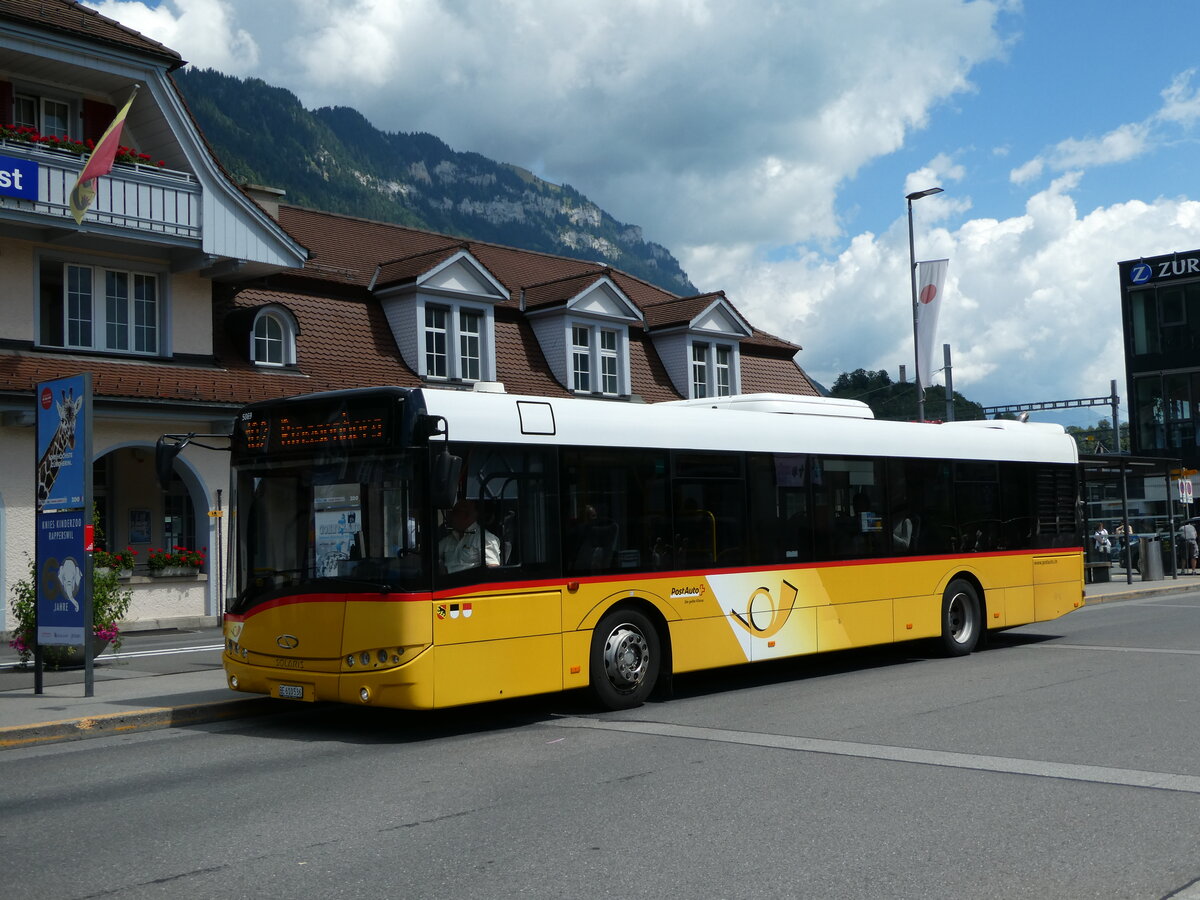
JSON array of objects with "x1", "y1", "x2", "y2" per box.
[{"x1": 906, "y1": 186, "x2": 942, "y2": 422}]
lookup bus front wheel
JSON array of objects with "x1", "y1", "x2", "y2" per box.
[
  {"x1": 939, "y1": 579, "x2": 981, "y2": 656},
  {"x1": 590, "y1": 609, "x2": 661, "y2": 710}
]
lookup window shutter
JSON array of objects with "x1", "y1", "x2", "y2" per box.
[{"x1": 82, "y1": 99, "x2": 116, "y2": 143}]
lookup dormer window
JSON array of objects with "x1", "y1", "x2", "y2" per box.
[
  {"x1": 645, "y1": 292, "x2": 752, "y2": 400},
  {"x1": 423, "y1": 304, "x2": 486, "y2": 381},
  {"x1": 373, "y1": 247, "x2": 506, "y2": 384},
  {"x1": 526, "y1": 274, "x2": 641, "y2": 398},
  {"x1": 691, "y1": 341, "x2": 737, "y2": 398},
  {"x1": 572, "y1": 324, "x2": 621, "y2": 395},
  {"x1": 250, "y1": 306, "x2": 298, "y2": 366}
]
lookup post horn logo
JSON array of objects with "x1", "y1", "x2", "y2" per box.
[{"x1": 729, "y1": 579, "x2": 799, "y2": 639}]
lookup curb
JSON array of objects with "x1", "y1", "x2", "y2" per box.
[
  {"x1": 1085, "y1": 581, "x2": 1198, "y2": 603},
  {"x1": 0, "y1": 696, "x2": 284, "y2": 751}
]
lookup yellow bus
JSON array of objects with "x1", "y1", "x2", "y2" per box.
[{"x1": 203, "y1": 385, "x2": 1083, "y2": 710}]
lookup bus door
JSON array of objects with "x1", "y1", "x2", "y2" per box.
[{"x1": 431, "y1": 449, "x2": 563, "y2": 707}]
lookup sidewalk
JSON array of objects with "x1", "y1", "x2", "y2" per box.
[
  {"x1": 1083, "y1": 567, "x2": 1200, "y2": 602},
  {"x1": 0, "y1": 628, "x2": 283, "y2": 751},
  {"x1": 2, "y1": 574, "x2": 1197, "y2": 751}
]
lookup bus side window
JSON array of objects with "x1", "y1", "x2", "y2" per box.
[{"x1": 562, "y1": 447, "x2": 668, "y2": 576}]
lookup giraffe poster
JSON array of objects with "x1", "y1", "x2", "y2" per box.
[
  {"x1": 35, "y1": 377, "x2": 86, "y2": 513},
  {"x1": 35, "y1": 374, "x2": 91, "y2": 648}
]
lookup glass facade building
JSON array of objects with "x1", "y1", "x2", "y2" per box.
[{"x1": 1119, "y1": 251, "x2": 1200, "y2": 471}]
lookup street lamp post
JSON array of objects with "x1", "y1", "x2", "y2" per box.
[{"x1": 906, "y1": 186, "x2": 943, "y2": 423}]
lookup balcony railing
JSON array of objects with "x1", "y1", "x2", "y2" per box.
[{"x1": 0, "y1": 140, "x2": 200, "y2": 239}]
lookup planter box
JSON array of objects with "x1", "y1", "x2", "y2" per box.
[
  {"x1": 42, "y1": 639, "x2": 110, "y2": 669},
  {"x1": 95, "y1": 567, "x2": 134, "y2": 579},
  {"x1": 149, "y1": 566, "x2": 201, "y2": 578}
]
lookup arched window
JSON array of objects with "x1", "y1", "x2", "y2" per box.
[{"x1": 250, "y1": 307, "x2": 297, "y2": 366}]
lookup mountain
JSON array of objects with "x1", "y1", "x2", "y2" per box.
[{"x1": 172, "y1": 68, "x2": 696, "y2": 294}]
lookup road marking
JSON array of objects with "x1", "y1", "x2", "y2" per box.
[
  {"x1": 552, "y1": 717, "x2": 1200, "y2": 795},
  {"x1": 1036, "y1": 643, "x2": 1200, "y2": 656},
  {"x1": 100, "y1": 644, "x2": 224, "y2": 661},
  {"x1": 0, "y1": 644, "x2": 223, "y2": 670}
]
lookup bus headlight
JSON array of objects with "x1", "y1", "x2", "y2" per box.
[{"x1": 359, "y1": 687, "x2": 371, "y2": 703}]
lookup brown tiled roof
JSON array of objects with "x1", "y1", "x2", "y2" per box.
[
  {"x1": 275, "y1": 205, "x2": 801, "y2": 352},
  {"x1": 277, "y1": 207, "x2": 474, "y2": 291},
  {"x1": 739, "y1": 352, "x2": 819, "y2": 396},
  {"x1": 0, "y1": 347, "x2": 313, "y2": 407},
  {"x1": 642, "y1": 294, "x2": 726, "y2": 329},
  {"x1": 521, "y1": 270, "x2": 611, "y2": 310},
  {"x1": 373, "y1": 243, "x2": 465, "y2": 290},
  {"x1": 628, "y1": 332, "x2": 681, "y2": 402},
  {"x1": 2, "y1": 0, "x2": 184, "y2": 68},
  {"x1": 213, "y1": 287, "x2": 419, "y2": 397}
]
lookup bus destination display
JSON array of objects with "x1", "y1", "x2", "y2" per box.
[{"x1": 237, "y1": 407, "x2": 389, "y2": 454}]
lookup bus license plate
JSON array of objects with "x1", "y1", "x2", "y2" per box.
[{"x1": 278, "y1": 684, "x2": 304, "y2": 700}]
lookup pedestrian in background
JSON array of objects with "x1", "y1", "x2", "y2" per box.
[{"x1": 1183, "y1": 520, "x2": 1198, "y2": 575}]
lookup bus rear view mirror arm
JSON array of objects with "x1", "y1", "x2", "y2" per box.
[{"x1": 155, "y1": 432, "x2": 231, "y2": 492}]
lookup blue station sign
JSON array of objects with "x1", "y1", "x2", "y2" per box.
[{"x1": 0, "y1": 153, "x2": 38, "y2": 200}]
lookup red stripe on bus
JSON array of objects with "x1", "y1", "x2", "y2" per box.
[{"x1": 225, "y1": 546, "x2": 1083, "y2": 621}]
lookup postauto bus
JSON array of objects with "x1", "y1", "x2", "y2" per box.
[{"x1": 194, "y1": 385, "x2": 1082, "y2": 710}]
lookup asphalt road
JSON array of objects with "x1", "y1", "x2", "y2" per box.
[{"x1": 4, "y1": 595, "x2": 1200, "y2": 899}]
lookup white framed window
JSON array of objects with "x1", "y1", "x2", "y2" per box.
[
  {"x1": 39, "y1": 259, "x2": 161, "y2": 355},
  {"x1": 15, "y1": 93, "x2": 71, "y2": 138},
  {"x1": 715, "y1": 345, "x2": 732, "y2": 396},
  {"x1": 569, "y1": 322, "x2": 624, "y2": 396},
  {"x1": 43, "y1": 98, "x2": 70, "y2": 138},
  {"x1": 691, "y1": 343, "x2": 709, "y2": 398},
  {"x1": 420, "y1": 301, "x2": 490, "y2": 382},
  {"x1": 253, "y1": 315, "x2": 283, "y2": 365},
  {"x1": 572, "y1": 325, "x2": 591, "y2": 391},
  {"x1": 13, "y1": 95, "x2": 37, "y2": 130},
  {"x1": 249, "y1": 306, "x2": 298, "y2": 366},
  {"x1": 600, "y1": 329, "x2": 618, "y2": 395},
  {"x1": 460, "y1": 310, "x2": 481, "y2": 381},
  {"x1": 690, "y1": 340, "x2": 737, "y2": 399},
  {"x1": 425, "y1": 305, "x2": 449, "y2": 378}
]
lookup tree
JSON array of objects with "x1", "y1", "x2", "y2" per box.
[
  {"x1": 1067, "y1": 419, "x2": 1130, "y2": 453},
  {"x1": 829, "y1": 368, "x2": 984, "y2": 422}
]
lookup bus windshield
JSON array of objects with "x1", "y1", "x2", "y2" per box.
[{"x1": 230, "y1": 449, "x2": 428, "y2": 613}]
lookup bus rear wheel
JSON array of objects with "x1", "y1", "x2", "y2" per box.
[
  {"x1": 939, "y1": 579, "x2": 981, "y2": 656},
  {"x1": 590, "y1": 608, "x2": 661, "y2": 710}
]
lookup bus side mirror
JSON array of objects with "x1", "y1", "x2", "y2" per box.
[
  {"x1": 155, "y1": 436, "x2": 185, "y2": 491},
  {"x1": 432, "y1": 449, "x2": 462, "y2": 510}
]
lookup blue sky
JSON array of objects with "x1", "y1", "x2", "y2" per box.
[{"x1": 97, "y1": 0, "x2": 1200, "y2": 428}]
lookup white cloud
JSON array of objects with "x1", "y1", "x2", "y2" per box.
[
  {"x1": 102, "y1": 0, "x2": 1007, "y2": 251},
  {"x1": 1011, "y1": 67, "x2": 1200, "y2": 189},
  {"x1": 1157, "y1": 68, "x2": 1200, "y2": 126},
  {"x1": 688, "y1": 174, "x2": 1200, "y2": 422},
  {"x1": 93, "y1": 0, "x2": 259, "y2": 73}
]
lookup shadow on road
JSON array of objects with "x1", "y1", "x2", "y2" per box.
[{"x1": 195, "y1": 629, "x2": 1066, "y2": 747}]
